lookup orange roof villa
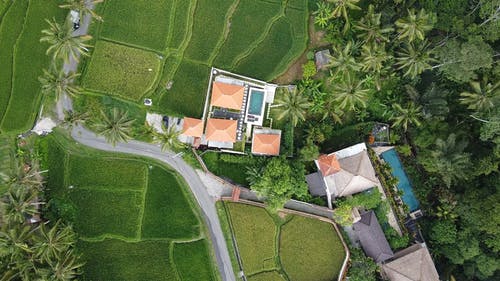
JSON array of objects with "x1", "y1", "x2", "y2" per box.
[
  {"x1": 210, "y1": 81, "x2": 245, "y2": 110},
  {"x1": 251, "y1": 129, "x2": 281, "y2": 156},
  {"x1": 182, "y1": 117, "x2": 204, "y2": 137},
  {"x1": 205, "y1": 118, "x2": 237, "y2": 143}
]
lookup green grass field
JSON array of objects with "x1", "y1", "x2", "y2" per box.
[
  {"x1": 42, "y1": 133, "x2": 219, "y2": 280},
  {"x1": 99, "y1": 0, "x2": 173, "y2": 51},
  {"x1": 82, "y1": 40, "x2": 161, "y2": 101},
  {"x1": 79, "y1": 0, "x2": 308, "y2": 117},
  {"x1": 221, "y1": 202, "x2": 346, "y2": 280},
  {"x1": 226, "y1": 202, "x2": 278, "y2": 275},
  {"x1": 0, "y1": 0, "x2": 65, "y2": 133},
  {"x1": 280, "y1": 216, "x2": 346, "y2": 281}
]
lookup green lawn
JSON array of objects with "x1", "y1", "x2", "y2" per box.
[
  {"x1": 220, "y1": 202, "x2": 346, "y2": 280},
  {"x1": 82, "y1": 40, "x2": 161, "y2": 101},
  {"x1": 79, "y1": 0, "x2": 308, "y2": 117},
  {"x1": 226, "y1": 202, "x2": 278, "y2": 275},
  {"x1": 201, "y1": 152, "x2": 264, "y2": 186},
  {"x1": 0, "y1": 0, "x2": 28, "y2": 126},
  {"x1": 141, "y1": 166, "x2": 200, "y2": 239},
  {"x1": 173, "y1": 240, "x2": 218, "y2": 281},
  {"x1": 280, "y1": 216, "x2": 346, "y2": 281},
  {"x1": 78, "y1": 239, "x2": 177, "y2": 281},
  {"x1": 99, "y1": 0, "x2": 173, "y2": 51},
  {"x1": 0, "y1": 0, "x2": 65, "y2": 133},
  {"x1": 42, "y1": 133, "x2": 219, "y2": 280}
]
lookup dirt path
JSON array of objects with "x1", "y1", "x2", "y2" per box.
[{"x1": 273, "y1": 16, "x2": 329, "y2": 84}]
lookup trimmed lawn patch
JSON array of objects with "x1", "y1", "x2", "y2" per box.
[
  {"x1": 0, "y1": 0, "x2": 27, "y2": 125},
  {"x1": 184, "y1": 0, "x2": 234, "y2": 62},
  {"x1": 1, "y1": 0, "x2": 65, "y2": 133},
  {"x1": 141, "y1": 166, "x2": 200, "y2": 239},
  {"x1": 99, "y1": 0, "x2": 172, "y2": 51},
  {"x1": 226, "y1": 202, "x2": 277, "y2": 275},
  {"x1": 69, "y1": 188, "x2": 142, "y2": 238},
  {"x1": 201, "y1": 152, "x2": 264, "y2": 186},
  {"x1": 234, "y1": 18, "x2": 294, "y2": 80},
  {"x1": 67, "y1": 155, "x2": 147, "y2": 190},
  {"x1": 280, "y1": 216, "x2": 346, "y2": 281},
  {"x1": 214, "y1": 0, "x2": 281, "y2": 69},
  {"x1": 79, "y1": 239, "x2": 177, "y2": 281},
  {"x1": 248, "y1": 271, "x2": 286, "y2": 281},
  {"x1": 159, "y1": 60, "x2": 209, "y2": 117},
  {"x1": 173, "y1": 240, "x2": 217, "y2": 281},
  {"x1": 82, "y1": 40, "x2": 161, "y2": 101}
]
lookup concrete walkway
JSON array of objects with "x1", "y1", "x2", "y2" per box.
[{"x1": 71, "y1": 126, "x2": 236, "y2": 281}]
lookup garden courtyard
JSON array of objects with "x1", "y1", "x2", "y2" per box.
[
  {"x1": 217, "y1": 202, "x2": 347, "y2": 281},
  {"x1": 40, "y1": 132, "x2": 219, "y2": 281}
]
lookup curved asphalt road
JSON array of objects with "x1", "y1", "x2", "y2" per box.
[{"x1": 71, "y1": 126, "x2": 236, "y2": 281}]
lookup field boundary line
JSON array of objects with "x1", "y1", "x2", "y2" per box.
[
  {"x1": 230, "y1": 4, "x2": 286, "y2": 69},
  {"x1": 0, "y1": 0, "x2": 13, "y2": 28},
  {"x1": 97, "y1": 36, "x2": 164, "y2": 55},
  {"x1": 164, "y1": 0, "x2": 178, "y2": 51},
  {"x1": 0, "y1": 0, "x2": 30, "y2": 131},
  {"x1": 137, "y1": 166, "x2": 149, "y2": 240},
  {"x1": 79, "y1": 234, "x2": 152, "y2": 243},
  {"x1": 73, "y1": 186, "x2": 143, "y2": 193},
  {"x1": 207, "y1": 0, "x2": 241, "y2": 65},
  {"x1": 221, "y1": 201, "x2": 248, "y2": 281}
]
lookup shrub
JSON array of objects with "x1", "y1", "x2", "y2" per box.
[{"x1": 302, "y1": 61, "x2": 317, "y2": 79}]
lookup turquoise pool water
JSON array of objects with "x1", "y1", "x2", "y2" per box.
[
  {"x1": 248, "y1": 89, "x2": 264, "y2": 115},
  {"x1": 380, "y1": 149, "x2": 419, "y2": 212}
]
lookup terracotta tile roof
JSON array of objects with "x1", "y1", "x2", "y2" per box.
[
  {"x1": 205, "y1": 118, "x2": 237, "y2": 143},
  {"x1": 210, "y1": 82, "x2": 245, "y2": 110},
  {"x1": 252, "y1": 133, "x2": 281, "y2": 156},
  {"x1": 317, "y1": 154, "x2": 341, "y2": 176},
  {"x1": 182, "y1": 117, "x2": 204, "y2": 137}
]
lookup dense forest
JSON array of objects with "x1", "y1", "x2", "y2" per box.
[{"x1": 297, "y1": 0, "x2": 499, "y2": 280}]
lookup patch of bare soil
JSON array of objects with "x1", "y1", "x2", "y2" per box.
[{"x1": 274, "y1": 16, "x2": 329, "y2": 84}]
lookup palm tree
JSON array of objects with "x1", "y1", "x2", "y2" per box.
[
  {"x1": 272, "y1": 88, "x2": 311, "y2": 127},
  {"x1": 153, "y1": 125, "x2": 183, "y2": 151},
  {"x1": 40, "y1": 18, "x2": 92, "y2": 63},
  {"x1": 49, "y1": 249, "x2": 84, "y2": 281},
  {"x1": 327, "y1": 41, "x2": 361, "y2": 78},
  {"x1": 327, "y1": 0, "x2": 361, "y2": 30},
  {"x1": 59, "y1": 0, "x2": 104, "y2": 22},
  {"x1": 63, "y1": 110, "x2": 89, "y2": 130},
  {"x1": 314, "y1": 1, "x2": 332, "y2": 28},
  {"x1": 0, "y1": 185, "x2": 38, "y2": 224},
  {"x1": 354, "y1": 4, "x2": 393, "y2": 43},
  {"x1": 39, "y1": 65, "x2": 81, "y2": 101},
  {"x1": 33, "y1": 221, "x2": 75, "y2": 264},
  {"x1": 0, "y1": 224, "x2": 33, "y2": 264},
  {"x1": 93, "y1": 108, "x2": 134, "y2": 146},
  {"x1": 1, "y1": 159, "x2": 44, "y2": 190},
  {"x1": 360, "y1": 43, "x2": 390, "y2": 73},
  {"x1": 460, "y1": 79, "x2": 500, "y2": 112},
  {"x1": 387, "y1": 102, "x2": 423, "y2": 132},
  {"x1": 395, "y1": 40, "x2": 434, "y2": 78},
  {"x1": 330, "y1": 72, "x2": 369, "y2": 111},
  {"x1": 395, "y1": 9, "x2": 434, "y2": 43},
  {"x1": 426, "y1": 134, "x2": 471, "y2": 187}
]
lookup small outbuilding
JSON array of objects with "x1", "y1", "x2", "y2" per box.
[
  {"x1": 381, "y1": 243, "x2": 440, "y2": 281},
  {"x1": 353, "y1": 210, "x2": 394, "y2": 263},
  {"x1": 315, "y1": 49, "x2": 331, "y2": 71}
]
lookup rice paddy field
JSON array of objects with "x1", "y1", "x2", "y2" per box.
[
  {"x1": 218, "y1": 202, "x2": 346, "y2": 281},
  {"x1": 41, "y1": 133, "x2": 219, "y2": 281},
  {"x1": 0, "y1": 0, "x2": 65, "y2": 134},
  {"x1": 81, "y1": 0, "x2": 309, "y2": 118}
]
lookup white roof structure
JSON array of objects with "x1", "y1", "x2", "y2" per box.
[
  {"x1": 313, "y1": 143, "x2": 381, "y2": 208},
  {"x1": 32, "y1": 118, "x2": 56, "y2": 135},
  {"x1": 381, "y1": 243, "x2": 440, "y2": 281}
]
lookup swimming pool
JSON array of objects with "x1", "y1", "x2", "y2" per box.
[
  {"x1": 380, "y1": 149, "x2": 419, "y2": 212},
  {"x1": 248, "y1": 89, "x2": 265, "y2": 115}
]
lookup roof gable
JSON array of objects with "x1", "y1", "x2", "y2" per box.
[
  {"x1": 182, "y1": 117, "x2": 204, "y2": 137},
  {"x1": 353, "y1": 211, "x2": 394, "y2": 263},
  {"x1": 382, "y1": 244, "x2": 440, "y2": 281},
  {"x1": 210, "y1": 82, "x2": 245, "y2": 110},
  {"x1": 252, "y1": 133, "x2": 280, "y2": 156},
  {"x1": 205, "y1": 118, "x2": 237, "y2": 143},
  {"x1": 317, "y1": 154, "x2": 341, "y2": 176}
]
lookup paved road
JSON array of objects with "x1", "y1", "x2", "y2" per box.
[{"x1": 71, "y1": 126, "x2": 236, "y2": 281}]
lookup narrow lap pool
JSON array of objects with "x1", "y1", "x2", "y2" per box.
[
  {"x1": 380, "y1": 149, "x2": 419, "y2": 212},
  {"x1": 248, "y1": 89, "x2": 265, "y2": 115}
]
